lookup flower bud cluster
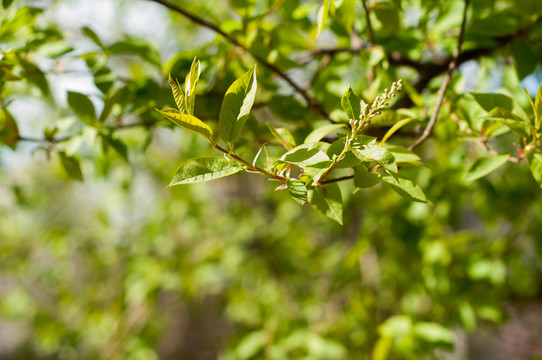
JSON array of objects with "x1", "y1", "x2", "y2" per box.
[{"x1": 358, "y1": 79, "x2": 403, "y2": 126}]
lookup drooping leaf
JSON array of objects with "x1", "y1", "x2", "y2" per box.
[
  {"x1": 510, "y1": 39, "x2": 537, "y2": 80},
  {"x1": 2, "y1": 0, "x2": 15, "y2": 8},
  {"x1": 308, "y1": 183, "x2": 343, "y2": 224},
  {"x1": 67, "y1": 91, "x2": 96, "y2": 124},
  {"x1": 341, "y1": 87, "x2": 363, "y2": 121},
  {"x1": 280, "y1": 143, "x2": 330, "y2": 166},
  {"x1": 304, "y1": 124, "x2": 346, "y2": 144},
  {"x1": 353, "y1": 164, "x2": 380, "y2": 192},
  {"x1": 266, "y1": 124, "x2": 296, "y2": 150},
  {"x1": 464, "y1": 155, "x2": 509, "y2": 181},
  {"x1": 382, "y1": 176, "x2": 428, "y2": 203},
  {"x1": 353, "y1": 144, "x2": 398, "y2": 173},
  {"x1": 287, "y1": 179, "x2": 308, "y2": 205},
  {"x1": 528, "y1": 152, "x2": 542, "y2": 187},
  {"x1": 219, "y1": 65, "x2": 257, "y2": 144},
  {"x1": 184, "y1": 57, "x2": 200, "y2": 115},
  {"x1": 156, "y1": 108, "x2": 212, "y2": 139},
  {"x1": 81, "y1": 26, "x2": 104, "y2": 49},
  {"x1": 168, "y1": 74, "x2": 186, "y2": 113},
  {"x1": 0, "y1": 108, "x2": 19, "y2": 150},
  {"x1": 169, "y1": 156, "x2": 244, "y2": 186},
  {"x1": 58, "y1": 152, "x2": 84, "y2": 182},
  {"x1": 108, "y1": 37, "x2": 161, "y2": 67}
]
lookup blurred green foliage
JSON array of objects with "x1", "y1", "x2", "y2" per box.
[{"x1": 1, "y1": 0, "x2": 542, "y2": 359}]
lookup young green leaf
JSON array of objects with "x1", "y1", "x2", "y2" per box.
[
  {"x1": 168, "y1": 74, "x2": 186, "y2": 113},
  {"x1": 280, "y1": 144, "x2": 330, "y2": 166},
  {"x1": 353, "y1": 164, "x2": 380, "y2": 192},
  {"x1": 464, "y1": 155, "x2": 509, "y2": 181},
  {"x1": 535, "y1": 82, "x2": 542, "y2": 130},
  {"x1": 156, "y1": 108, "x2": 212, "y2": 139},
  {"x1": 385, "y1": 145, "x2": 423, "y2": 166},
  {"x1": 185, "y1": 57, "x2": 200, "y2": 115},
  {"x1": 169, "y1": 156, "x2": 244, "y2": 186},
  {"x1": 219, "y1": 65, "x2": 257, "y2": 144},
  {"x1": 382, "y1": 176, "x2": 428, "y2": 203},
  {"x1": 341, "y1": 87, "x2": 363, "y2": 120},
  {"x1": 528, "y1": 152, "x2": 542, "y2": 187},
  {"x1": 67, "y1": 91, "x2": 96, "y2": 124},
  {"x1": 308, "y1": 183, "x2": 343, "y2": 224},
  {"x1": 266, "y1": 124, "x2": 296, "y2": 150},
  {"x1": 287, "y1": 179, "x2": 308, "y2": 205},
  {"x1": 481, "y1": 107, "x2": 531, "y2": 137},
  {"x1": 304, "y1": 124, "x2": 346, "y2": 144},
  {"x1": 317, "y1": 0, "x2": 331, "y2": 36},
  {"x1": 353, "y1": 144, "x2": 398, "y2": 174},
  {"x1": 58, "y1": 151, "x2": 84, "y2": 182}
]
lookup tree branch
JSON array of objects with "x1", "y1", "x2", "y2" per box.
[
  {"x1": 408, "y1": 0, "x2": 470, "y2": 151},
  {"x1": 146, "y1": 0, "x2": 334, "y2": 123}
]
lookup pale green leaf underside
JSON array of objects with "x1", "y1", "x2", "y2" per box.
[
  {"x1": 308, "y1": 183, "x2": 343, "y2": 224},
  {"x1": 156, "y1": 108, "x2": 212, "y2": 138},
  {"x1": 280, "y1": 143, "x2": 330, "y2": 166},
  {"x1": 219, "y1": 65, "x2": 257, "y2": 143},
  {"x1": 382, "y1": 176, "x2": 428, "y2": 203},
  {"x1": 169, "y1": 156, "x2": 244, "y2": 186},
  {"x1": 464, "y1": 155, "x2": 508, "y2": 181},
  {"x1": 287, "y1": 179, "x2": 307, "y2": 205}
]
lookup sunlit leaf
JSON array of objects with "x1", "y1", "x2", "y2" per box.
[
  {"x1": 287, "y1": 179, "x2": 307, "y2": 205},
  {"x1": 341, "y1": 87, "x2": 363, "y2": 121},
  {"x1": 382, "y1": 176, "x2": 428, "y2": 203},
  {"x1": 168, "y1": 74, "x2": 186, "y2": 113},
  {"x1": 156, "y1": 108, "x2": 212, "y2": 139},
  {"x1": 304, "y1": 124, "x2": 345, "y2": 144},
  {"x1": 219, "y1": 65, "x2": 257, "y2": 144},
  {"x1": 169, "y1": 156, "x2": 244, "y2": 186},
  {"x1": 58, "y1": 152, "x2": 84, "y2": 182},
  {"x1": 67, "y1": 91, "x2": 96, "y2": 124},
  {"x1": 352, "y1": 144, "x2": 397, "y2": 173}
]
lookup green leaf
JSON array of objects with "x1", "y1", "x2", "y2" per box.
[
  {"x1": 464, "y1": 155, "x2": 509, "y2": 182},
  {"x1": 99, "y1": 88, "x2": 126, "y2": 123},
  {"x1": 351, "y1": 134, "x2": 377, "y2": 148},
  {"x1": 280, "y1": 144, "x2": 330, "y2": 166},
  {"x1": 219, "y1": 65, "x2": 257, "y2": 144},
  {"x1": 156, "y1": 108, "x2": 212, "y2": 139},
  {"x1": 58, "y1": 152, "x2": 84, "y2": 182},
  {"x1": 535, "y1": 82, "x2": 542, "y2": 130},
  {"x1": 470, "y1": 92, "x2": 527, "y2": 120},
  {"x1": 94, "y1": 67, "x2": 115, "y2": 94},
  {"x1": 353, "y1": 144, "x2": 398, "y2": 173},
  {"x1": 81, "y1": 26, "x2": 104, "y2": 48},
  {"x1": 317, "y1": 0, "x2": 332, "y2": 36},
  {"x1": 0, "y1": 65, "x2": 22, "y2": 81},
  {"x1": 287, "y1": 179, "x2": 308, "y2": 205},
  {"x1": 341, "y1": 87, "x2": 363, "y2": 121},
  {"x1": 353, "y1": 164, "x2": 380, "y2": 192},
  {"x1": 101, "y1": 134, "x2": 128, "y2": 162},
  {"x1": 413, "y1": 322, "x2": 455, "y2": 346},
  {"x1": 108, "y1": 38, "x2": 161, "y2": 67},
  {"x1": 327, "y1": 138, "x2": 361, "y2": 168},
  {"x1": 528, "y1": 152, "x2": 542, "y2": 187},
  {"x1": 304, "y1": 124, "x2": 346, "y2": 144},
  {"x1": 481, "y1": 107, "x2": 531, "y2": 137},
  {"x1": 308, "y1": 183, "x2": 343, "y2": 224},
  {"x1": 266, "y1": 124, "x2": 296, "y2": 150},
  {"x1": 169, "y1": 156, "x2": 244, "y2": 186},
  {"x1": 333, "y1": 0, "x2": 356, "y2": 33},
  {"x1": 382, "y1": 176, "x2": 428, "y2": 203},
  {"x1": 380, "y1": 117, "x2": 418, "y2": 145},
  {"x1": 236, "y1": 330, "x2": 266, "y2": 360},
  {"x1": 2, "y1": 0, "x2": 14, "y2": 8},
  {"x1": 510, "y1": 39, "x2": 536, "y2": 80},
  {"x1": 67, "y1": 91, "x2": 96, "y2": 124},
  {"x1": 0, "y1": 108, "x2": 19, "y2": 150},
  {"x1": 184, "y1": 57, "x2": 200, "y2": 115},
  {"x1": 168, "y1": 74, "x2": 186, "y2": 113},
  {"x1": 385, "y1": 145, "x2": 423, "y2": 166}
]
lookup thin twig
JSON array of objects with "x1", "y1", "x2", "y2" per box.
[
  {"x1": 146, "y1": 0, "x2": 334, "y2": 123},
  {"x1": 361, "y1": 0, "x2": 375, "y2": 45},
  {"x1": 408, "y1": 0, "x2": 470, "y2": 151}
]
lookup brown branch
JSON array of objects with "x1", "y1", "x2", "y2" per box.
[
  {"x1": 361, "y1": 0, "x2": 375, "y2": 45},
  {"x1": 408, "y1": 0, "x2": 470, "y2": 151},
  {"x1": 146, "y1": 0, "x2": 334, "y2": 123}
]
